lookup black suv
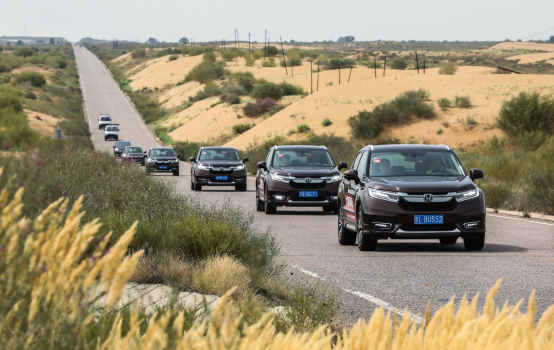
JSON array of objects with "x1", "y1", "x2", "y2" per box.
[
  {"x1": 144, "y1": 147, "x2": 181, "y2": 176},
  {"x1": 113, "y1": 141, "x2": 131, "y2": 157},
  {"x1": 337, "y1": 144, "x2": 486, "y2": 251},
  {"x1": 121, "y1": 146, "x2": 145, "y2": 165},
  {"x1": 190, "y1": 147, "x2": 248, "y2": 191},
  {"x1": 256, "y1": 145, "x2": 346, "y2": 214}
]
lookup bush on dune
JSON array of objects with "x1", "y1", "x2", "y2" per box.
[
  {"x1": 13, "y1": 71, "x2": 46, "y2": 87},
  {"x1": 243, "y1": 97, "x2": 278, "y2": 117},
  {"x1": 250, "y1": 82, "x2": 283, "y2": 100},
  {"x1": 497, "y1": 91, "x2": 554, "y2": 137},
  {"x1": 184, "y1": 60, "x2": 226, "y2": 84}
]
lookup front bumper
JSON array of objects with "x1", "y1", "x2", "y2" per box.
[
  {"x1": 265, "y1": 179, "x2": 340, "y2": 208},
  {"x1": 360, "y1": 196, "x2": 486, "y2": 239},
  {"x1": 146, "y1": 162, "x2": 179, "y2": 172},
  {"x1": 193, "y1": 168, "x2": 247, "y2": 186}
]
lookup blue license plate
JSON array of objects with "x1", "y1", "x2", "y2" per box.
[
  {"x1": 414, "y1": 215, "x2": 444, "y2": 225},
  {"x1": 159, "y1": 166, "x2": 167, "y2": 169},
  {"x1": 299, "y1": 191, "x2": 318, "y2": 198},
  {"x1": 216, "y1": 176, "x2": 228, "y2": 180}
]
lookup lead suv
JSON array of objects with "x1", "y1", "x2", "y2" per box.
[
  {"x1": 144, "y1": 147, "x2": 181, "y2": 176},
  {"x1": 337, "y1": 144, "x2": 486, "y2": 251},
  {"x1": 256, "y1": 145, "x2": 346, "y2": 214},
  {"x1": 190, "y1": 147, "x2": 249, "y2": 191}
]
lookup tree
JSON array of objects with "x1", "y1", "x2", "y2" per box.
[
  {"x1": 390, "y1": 57, "x2": 408, "y2": 70},
  {"x1": 550, "y1": 36, "x2": 554, "y2": 43},
  {"x1": 16, "y1": 40, "x2": 23, "y2": 46},
  {"x1": 337, "y1": 36, "x2": 355, "y2": 43},
  {"x1": 49, "y1": 38, "x2": 55, "y2": 45},
  {"x1": 146, "y1": 37, "x2": 158, "y2": 44},
  {"x1": 179, "y1": 37, "x2": 189, "y2": 45}
]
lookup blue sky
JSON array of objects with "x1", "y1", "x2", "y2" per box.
[{"x1": 1, "y1": 0, "x2": 554, "y2": 43}]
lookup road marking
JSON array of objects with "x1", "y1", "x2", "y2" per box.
[
  {"x1": 517, "y1": 252, "x2": 554, "y2": 262},
  {"x1": 488, "y1": 214, "x2": 554, "y2": 227},
  {"x1": 291, "y1": 265, "x2": 423, "y2": 324}
]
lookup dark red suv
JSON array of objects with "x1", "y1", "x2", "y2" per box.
[
  {"x1": 337, "y1": 144, "x2": 486, "y2": 251},
  {"x1": 190, "y1": 147, "x2": 249, "y2": 191},
  {"x1": 256, "y1": 145, "x2": 347, "y2": 214}
]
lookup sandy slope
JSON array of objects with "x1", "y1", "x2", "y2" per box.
[
  {"x1": 222, "y1": 72, "x2": 554, "y2": 150},
  {"x1": 507, "y1": 52, "x2": 554, "y2": 64},
  {"x1": 24, "y1": 109, "x2": 59, "y2": 135},
  {"x1": 158, "y1": 81, "x2": 203, "y2": 109},
  {"x1": 128, "y1": 55, "x2": 204, "y2": 90},
  {"x1": 488, "y1": 42, "x2": 554, "y2": 52}
]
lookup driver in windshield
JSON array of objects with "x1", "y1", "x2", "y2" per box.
[
  {"x1": 282, "y1": 154, "x2": 291, "y2": 166},
  {"x1": 426, "y1": 158, "x2": 458, "y2": 175},
  {"x1": 377, "y1": 159, "x2": 391, "y2": 176}
]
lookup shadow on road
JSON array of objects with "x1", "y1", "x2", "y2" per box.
[{"x1": 374, "y1": 241, "x2": 528, "y2": 253}]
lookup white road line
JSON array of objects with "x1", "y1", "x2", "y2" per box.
[
  {"x1": 291, "y1": 265, "x2": 423, "y2": 325},
  {"x1": 488, "y1": 214, "x2": 554, "y2": 227}
]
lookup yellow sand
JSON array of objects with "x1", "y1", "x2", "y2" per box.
[
  {"x1": 158, "y1": 81, "x2": 203, "y2": 109},
  {"x1": 507, "y1": 52, "x2": 554, "y2": 63},
  {"x1": 24, "y1": 109, "x2": 59, "y2": 135},
  {"x1": 221, "y1": 72, "x2": 554, "y2": 150},
  {"x1": 128, "y1": 55, "x2": 204, "y2": 90},
  {"x1": 488, "y1": 42, "x2": 554, "y2": 52}
]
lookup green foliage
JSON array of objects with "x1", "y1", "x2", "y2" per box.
[
  {"x1": 367, "y1": 60, "x2": 382, "y2": 69},
  {"x1": 221, "y1": 48, "x2": 246, "y2": 61},
  {"x1": 466, "y1": 117, "x2": 477, "y2": 125},
  {"x1": 265, "y1": 46, "x2": 279, "y2": 56},
  {"x1": 261, "y1": 57, "x2": 277, "y2": 67},
  {"x1": 0, "y1": 86, "x2": 23, "y2": 112},
  {"x1": 14, "y1": 71, "x2": 47, "y2": 87},
  {"x1": 390, "y1": 57, "x2": 408, "y2": 69},
  {"x1": 497, "y1": 92, "x2": 554, "y2": 137},
  {"x1": 279, "y1": 81, "x2": 305, "y2": 96},
  {"x1": 203, "y1": 51, "x2": 216, "y2": 62},
  {"x1": 439, "y1": 62, "x2": 458, "y2": 75},
  {"x1": 251, "y1": 82, "x2": 283, "y2": 100},
  {"x1": 184, "y1": 60, "x2": 226, "y2": 84},
  {"x1": 438, "y1": 97, "x2": 452, "y2": 110},
  {"x1": 252, "y1": 50, "x2": 263, "y2": 60},
  {"x1": 455, "y1": 95, "x2": 472, "y2": 108},
  {"x1": 168, "y1": 54, "x2": 179, "y2": 61},
  {"x1": 436, "y1": 127, "x2": 443, "y2": 135},
  {"x1": 268, "y1": 105, "x2": 285, "y2": 116},
  {"x1": 173, "y1": 140, "x2": 202, "y2": 160},
  {"x1": 281, "y1": 57, "x2": 302, "y2": 67},
  {"x1": 131, "y1": 47, "x2": 147, "y2": 59},
  {"x1": 190, "y1": 82, "x2": 222, "y2": 102},
  {"x1": 296, "y1": 124, "x2": 310, "y2": 133},
  {"x1": 24, "y1": 91, "x2": 37, "y2": 100},
  {"x1": 242, "y1": 98, "x2": 278, "y2": 117},
  {"x1": 348, "y1": 90, "x2": 436, "y2": 140},
  {"x1": 12, "y1": 47, "x2": 35, "y2": 57},
  {"x1": 322, "y1": 118, "x2": 332, "y2": 127},
  {"x1": 0, "y1": 54, "x2": 23, "y2": 71},
  {"x1": 231, "y1": 71, "x2": 256, "y2": 93},
  {"x1": 232, "y1": 123, "x2": 252, "y2": 134}
]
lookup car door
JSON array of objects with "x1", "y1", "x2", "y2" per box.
[
  {"x1": 257, "y1": 149, "x2": 273, "y2": 198},
  {"x1": 342, "y1": 152, "x2": 362, "y2": 226}
]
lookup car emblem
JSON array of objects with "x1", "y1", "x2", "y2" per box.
[
  {"x1": 305, "y1": 177, "x2": 312, "y2": 183},
  {"x1": 423, "y1": 194, "x2": 434, "y2": 202},
  {"x1": 219, "y1": 167, "x2": 223, "y2": 171}
]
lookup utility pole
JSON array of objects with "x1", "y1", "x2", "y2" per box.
[
  {"x1": 280, "y1": 36, "x2": 288, "y2": 75},
  {"x1": 374, "y1": 57, "x2": 377, "y2": 78},
  {"x1": 317, "y1": 61, "x2": 320, "y2": 92},
  {"x1": 249, "y1": 32, "x2": 251, "y2": 52},
  {"x1": 348, "y1": 66, "x2": 353, "y2": 83},
  {"x1": 423, "y1": 60, "x2": 426, "y2": 74},
  {"x1": 383, "y1": 55, "x2": 386, "y2": 77},
  {"x1": 264, "y1": 29, "x2": 267, "y2": 59},
  {"x1": 310, "y1": 61, "x2": 313, "y2": 94},
  {"x1": 237, "y1": 30, "x2": 240, "y2": 49},
  {"x1": 416, "y1": 51, "x2": 419, "y2": 74},
  {"x1": 339, "y1": 66, "x2": 341, "y2": 84}
]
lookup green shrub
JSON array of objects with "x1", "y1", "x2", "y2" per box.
[
  {"x1": 261, "y1": 57, "x2": 277, "y2": 67},
  {"x1": 184, "y1": 60, "x2": 226, "y2": 84},
  {"x1": 173, "y1": 140, "x2": 202, "y2": 160},
  {"x1": 242, "y1": 98, "x2": 277, "y2": 117},
  {"x1": 252, "y1": 50, "x2": 263, "y2": 60},
  {"x1": 203, "y1": 51, "x2": 216, "y2": 62},
  {"x1": 24, "y1": 91, "x2": 37, "y2": 100},
  {"x1": 168, "y1": 54, "x2": 179, "y2": 61},
  {"x1": 390, "y1": 57, "x2": 408, "y2": 69},
  {"x1": 13, "y1": 47, "x2": 35, "y2": 57},
  {"x1": 266, "y1": 46, "x2": 279, "y2": 56},
  {"x1": 322, "y1": 118, "x2": 332, "y2": 127},
  {"x1": 367, "y1": 60, "x2": 382, "y2": 69},
  {"x1": 268, "y1": 105, "x2": 285, "y2": 116},
  {"x1": 232, "y1": 72, "x2": 256, "y2": 93},
  {"x1": 221, "y1": 48, "x2": 246, "y2": 61},
  {"x1": 296, "y1": 124, "x2": 310, "y2": 133},
  {"x1": 497, "y1": 92, "x2": 554, "y2": 137},
  {"x1": 131, "y1": 47, "x2": 147, "y2": 59},
  {"x1": 233, "y1": 123, "x2": 252, "y2": 134},
  {"x1": 478, "y1": 180, "x2": 512, "y2": 208},
  {"x1": 0, "y1": 86, "x2": 23, "y2": 112},
  {"x1": 281, "y1": 57, "x2": 302, "y2": 67},
  {"x1": 190, "y1": 82, "x2": 222, "y2": 102},
  {"x1": 466, "y1": 117, "x2": 477, "y2": 125},
  {"x1": 438, "y1": 97, "x2": 452, "y2": 110},
  {"x1": 527, "y1": 161, "x2": 554, "y2": 213},
  {"x1": 439, "y1": 62, "x2": 458, "y2": 75},
  {"x1": 14, "y1": 71, "x2": 46, "y2": 87},
  {"x1": 455, "y1": 95, "x2": 472, "y2": 108},
  {"x1": 0, "y1": 63, "x2": 9, "y2": 73},
  {"x1": 436, "y1": 127, "x2": 443, "y2": 135},
  {"x1": 279, "y1": 81, "x2": 305, "y2": 96},
  {"x1": 221, "y1": 83, "x2": 248, "y2": 97},
  {"x1": 251, "y1": 82, "x2": 283, "y2": 100}
]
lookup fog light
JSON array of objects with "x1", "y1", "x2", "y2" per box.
[
  {"x1": 370, "y1": 220, "x2": 395, "y2": 231},
  {"x1": 330, "y1": 196, "x2": 338, "y2": 201},
  {"x1": 461, "y1": 218, "x2": 483, "y2": 231},
  {"x1": 274, "y1": 195, "x2": 286, "y2": 201}
]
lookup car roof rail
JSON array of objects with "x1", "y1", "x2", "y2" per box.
[{"x1": 438, "y1": 144, "x2": 450, "y2": 150}]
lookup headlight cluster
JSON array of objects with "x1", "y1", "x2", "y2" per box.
[
  {"x1": 197, "y1": 164, "x2": 211, "y2": 170},
  {"x1": 235, "y1": 164, "x2": 245, "y2": 170},
  {"x1": 271, "y1": 173, "x2": 290, "y2": 183},
  {"x1": 326, "y1": 173, "x2": 342, "y2": 183},
  {"x1": 368, "y1": 189, "x2": 399, "y2": 203},
  {"x1": 456, "y1": 189, "x2": 479, "y2": 202}
]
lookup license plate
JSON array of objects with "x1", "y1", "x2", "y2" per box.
[
  {"x1": 414, "y1": 215, "x2": 444, "y2": 225},
  {"x1": 299, "y1": 191, "x2": 318, "y2": 198},
  {"x1": 159, "y1": 166, "x2": 167, "y2": 169},
  {"x1": 216, "y1": 176, "x2": 228, "y2": 180}
]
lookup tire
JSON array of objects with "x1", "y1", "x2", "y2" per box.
[
  {"x1": 173, "y1": 171, "x2": 179, "y2": 176},
  {"x1": 338, "y1": 205, "x2": 356, "y2": 245},
  {"x1": 464, "y1": 235, "x2": 485, "y2": 251},
  {"x1": 440, "y1": 237, "x2": 458, "y2": 245},
  {"x1": 357, "y1": 206, "x2": 377, "y2": 251},
  {"x1": 191, "y1": 178, "x2": 195, "y2": 191},
  {"x1": 194, "y1": 183, "x2": 202, "y2": 191},
  {"x1": 104, "y1": 137, "x2": 107, "y2": 141},
  {"x1": 235, "y1": 183, "x2": 247, "y2": 191},
  {"x1": 323, "y1": 206, "x2": 333, "y2": 213},
  {"x1": 264, "y1": 185, "x2": 276, "y2": 214},
  {"x1": 256, "y1": 190, "x2": 264, "y2": 212},
  {"x1": 115, "y1": 137, "x2": 118, "y2": 141}
]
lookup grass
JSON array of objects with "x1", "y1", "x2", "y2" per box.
[
  {"x1": 439, "y1": 61, "x2": 458, "y2": 75},
  {"x1": 436, "y1": 127, "x2": 443, "y2": 135},
  {"x1": 322, "y1": 118, "x2": 333, "y2": 127},
  {"x1": 192, "y1": 255, "x2": 251, "y2": 298},
  {"x1": 232, "y1": 123, "x2": 252, "y2": 134},
  {"x1": 296, "y1": 124, "x2": 311, "y2": 133},
  {"x1": 455, "y1": 95, "x2": 472, "y2": 108},
  {"x1": 438, "y1": 97, "x2": 452, "y2": 110}
]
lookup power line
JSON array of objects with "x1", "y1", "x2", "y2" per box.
[{"x1": 522, "y1": 25, "x2": 554, "y2": 40}]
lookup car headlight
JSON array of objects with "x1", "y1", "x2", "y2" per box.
[
  {"x1": 271, "y1": 173, "x2": 290, "y2": 183},
  {"x1": 368, "y1": 189, "x2": 399, "y2": 203},
  {"x1": 456, "y1": 189, "x2": 480, "y2": 202},
  {"x1": 198, "y1": 164, "x2": 211, "y2": 170},
  {"x1": 235, "y1": 164, "x2": 245, "y2": 170},
  {"x1": 326, "y1": 173, "x2": 342, "y2": 183}
]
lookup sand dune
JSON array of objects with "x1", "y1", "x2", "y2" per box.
[
  {"x1": 507, "y1": 52, "x2": 554, "y2": 64},
  {"x1": 24, "y1": 109, "x2": 59, "y2": 135},
  {"x1": 222, "y1": 72, "x2": 554, "y2": 150},
  {"x1": 129, "y1": 55, "x2": 204, "y2": 90},
  {"x1": 488, "y1": 42, "x2": 554, "y2": 52},
  {"x1": 159, "y1": 81, "x2": 203, "y2": 109}
]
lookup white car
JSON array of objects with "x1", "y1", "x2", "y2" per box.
[
  {"x1": 98, "y1": 114, "x2": 112, "y2": 129},
  {"x1": 104, "y1": 124, "x2": 120, "y2": 141}
]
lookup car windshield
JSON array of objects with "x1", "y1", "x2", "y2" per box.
[
  {"x1": 150, "y1": 149, "x2": 175, "y2": 157},
  {"x1": 100, "y1": 116, "x2": 110, "y2": 121},
  {"x1": 125, "y1": 146, "x2": 142, "y2": 153},
  {"x1": 106, "y1": 126, "x2": 117, "y2": 131},
  {"x1": 271, "y1": 149, "x2": 335, "y2": 167},
  {"x1": 115, "y1": 142, "x2": 131, "y2": 148},
  {"x1": 369, "y1": 150, "x2": 464, "y2": 177},
  {"x1": 199, "y1": 149, "x2": 240, "y2": 161}
]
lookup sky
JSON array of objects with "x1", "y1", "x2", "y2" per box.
[{"x1": 1, "y1": 0, "x2": 554, "y2": 43}]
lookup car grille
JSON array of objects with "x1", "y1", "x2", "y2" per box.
[
  {"x1": 209, "y1": 169, "x2": 234, "y2": 175},
  {"x1": 289, "y1": 181, "x2": 327, "y2": 189},
  {"x1": 400, "y1": 224, "x2": 457, "y2": 231},
  {"x1": 290, "y1": 196, "x2": 324, "y2": 201},
  {"x1": 398, "y1": 198, "x2": 457, "y2": 211}
]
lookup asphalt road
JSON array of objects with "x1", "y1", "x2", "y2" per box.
[{"x1": 74, "y1": 46, "x2": 554, "y2": 325}]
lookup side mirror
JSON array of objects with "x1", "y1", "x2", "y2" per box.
[
  {"x1": 177, "y1": 154, "x2": 181, "y2": 159},
  {"x1": 338, "y1": 161, "x2": 348, "y2": 170},
  {"x1": 243, "y1": 157, "x2": 249, "y2": 163},
  {"x1": 256, "y1": 161, "x2": 267, "y2": 170},
  {"x1": 189, "y1": 157, "x2": 196, "y2": 162},
  {"x1": 470, "y1": 168, "x2": 484, "y2": 181},
  {"x1": 112, "y1": 146, "x2": 115, "y2": 148},
  {"x1": 343, "y1": 169, "x2": 359, "y2": 183}
]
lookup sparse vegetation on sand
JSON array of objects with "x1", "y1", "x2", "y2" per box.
[
  {"x1": 438, "y1": 97, "x2": 452, "y2": 110},
  {"x1": 455, "y1": 95, "x2": 472, "y2": 108},
  {"x1": 232, "y1": 123, "x2": 252, "y2": 134},
  {"x1": 439, "y1": 61, "x2": 459, "y2": 75}
]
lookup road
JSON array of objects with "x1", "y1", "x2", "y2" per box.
[{"x1": 74, "y1": 46, "x2": 554, "y2": 324}]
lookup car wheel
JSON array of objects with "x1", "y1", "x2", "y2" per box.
[
  {"x1": 194, "y1": 183, "x2": 202, "y2": 191},
  {"x1": 440, "y1": 237, "x2": 458, "y2": 245},
  {"x1": 256, "y1": 189, "x2": 264, "y2": 212},
  {"x1": 115, "y1": 137, "x2": 118, "y2": 141},
  {"x1": 235, "y1": 184, "x2": 247, "y2": 191},
  {"x1": 173, "y1": 171, "x2": 179, "y2": 176},
  {"x1": 264, "y1": 185, "x2": 276, "y2": 214},
  {"x1": 191, "y1": 178, "x2": 195, "y2": 190},
  {"x1": 338, "y1": 205, "x2": 356, "y2": 245},
  {"x1": 323, "y1": 206, "x2": 333, "y2": 213},
  {"x1": 357, "y1": 206, "x2": 377, "y2": 251},
  {"x1": 463, "y1": 235, "x2": 485, "y2": 251}
]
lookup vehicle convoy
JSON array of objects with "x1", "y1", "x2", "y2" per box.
[
  {"x1": 113, "y1": 141, "x2": 131, "y2": 157},
  {"x1": 144, "y1": 147, "x2": 181, "y2": 176},
  {"x1": 190, "y1": 147, "x2": 249, "y2": 191},
  {"x1": 255, "y1": 145, "x2": 346, "y2": 214},
  {"x1": 337, "y1": 144, "x2": 486, "y2": 251},
  {"x1": 121, "y1": 146, "x2": 145, "y2": 165},
  {"x1": 98, "y1": 114, "x2": 112, "y2": 129},
  {"x1": 104, "y1": 124, "x2": 120, "y2": 141}
]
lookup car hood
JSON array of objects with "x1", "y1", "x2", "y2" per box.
[
  {"x1": 150, "y1": 156, "x2": 178, "y2": 161},
  {"x1": 198, "y1": 161, "x2": 242, "y2": 167},
  {"x1": 370, "y1": 176, "x2": 476, "y2": 193},
  {"x1": 272, "y1": 166, "x2": 337, "y2": 177}
]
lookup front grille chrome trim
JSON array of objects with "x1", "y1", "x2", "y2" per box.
[
  {"x1": 399, "y1": 192, "x2": 456, "y2": 203},
  {"x1": 395, "y1": 228, "x2": 461, "y2": 237}
]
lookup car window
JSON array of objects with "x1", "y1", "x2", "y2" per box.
[
  {"x1": 125, "y1": 147, "x2": 142, "y2": 153},
  {"x1": 351, "y1": 152, "x2": 362, "y2": 171},
  {"x1": 369, "y1": 150, "x2": 464, "y2": 177},
  {"x1": 198, "y1": 149, "x2": 240, "y2": 161},
  {"x1": 116, "y1": 142, "x2": 131, "y2": 147},
  {"x1": 271, "y1": 149, "x2": 335, "y2": 167},
  {"x1": 356, "y1": 151, "x2": 368, "y2": 178},
  {"x1": 150, "y1": 149, "x2": 175, "y2": 157},
  {"x1": 100, "y1": 116, "x2": 110, "y2": 121}
]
